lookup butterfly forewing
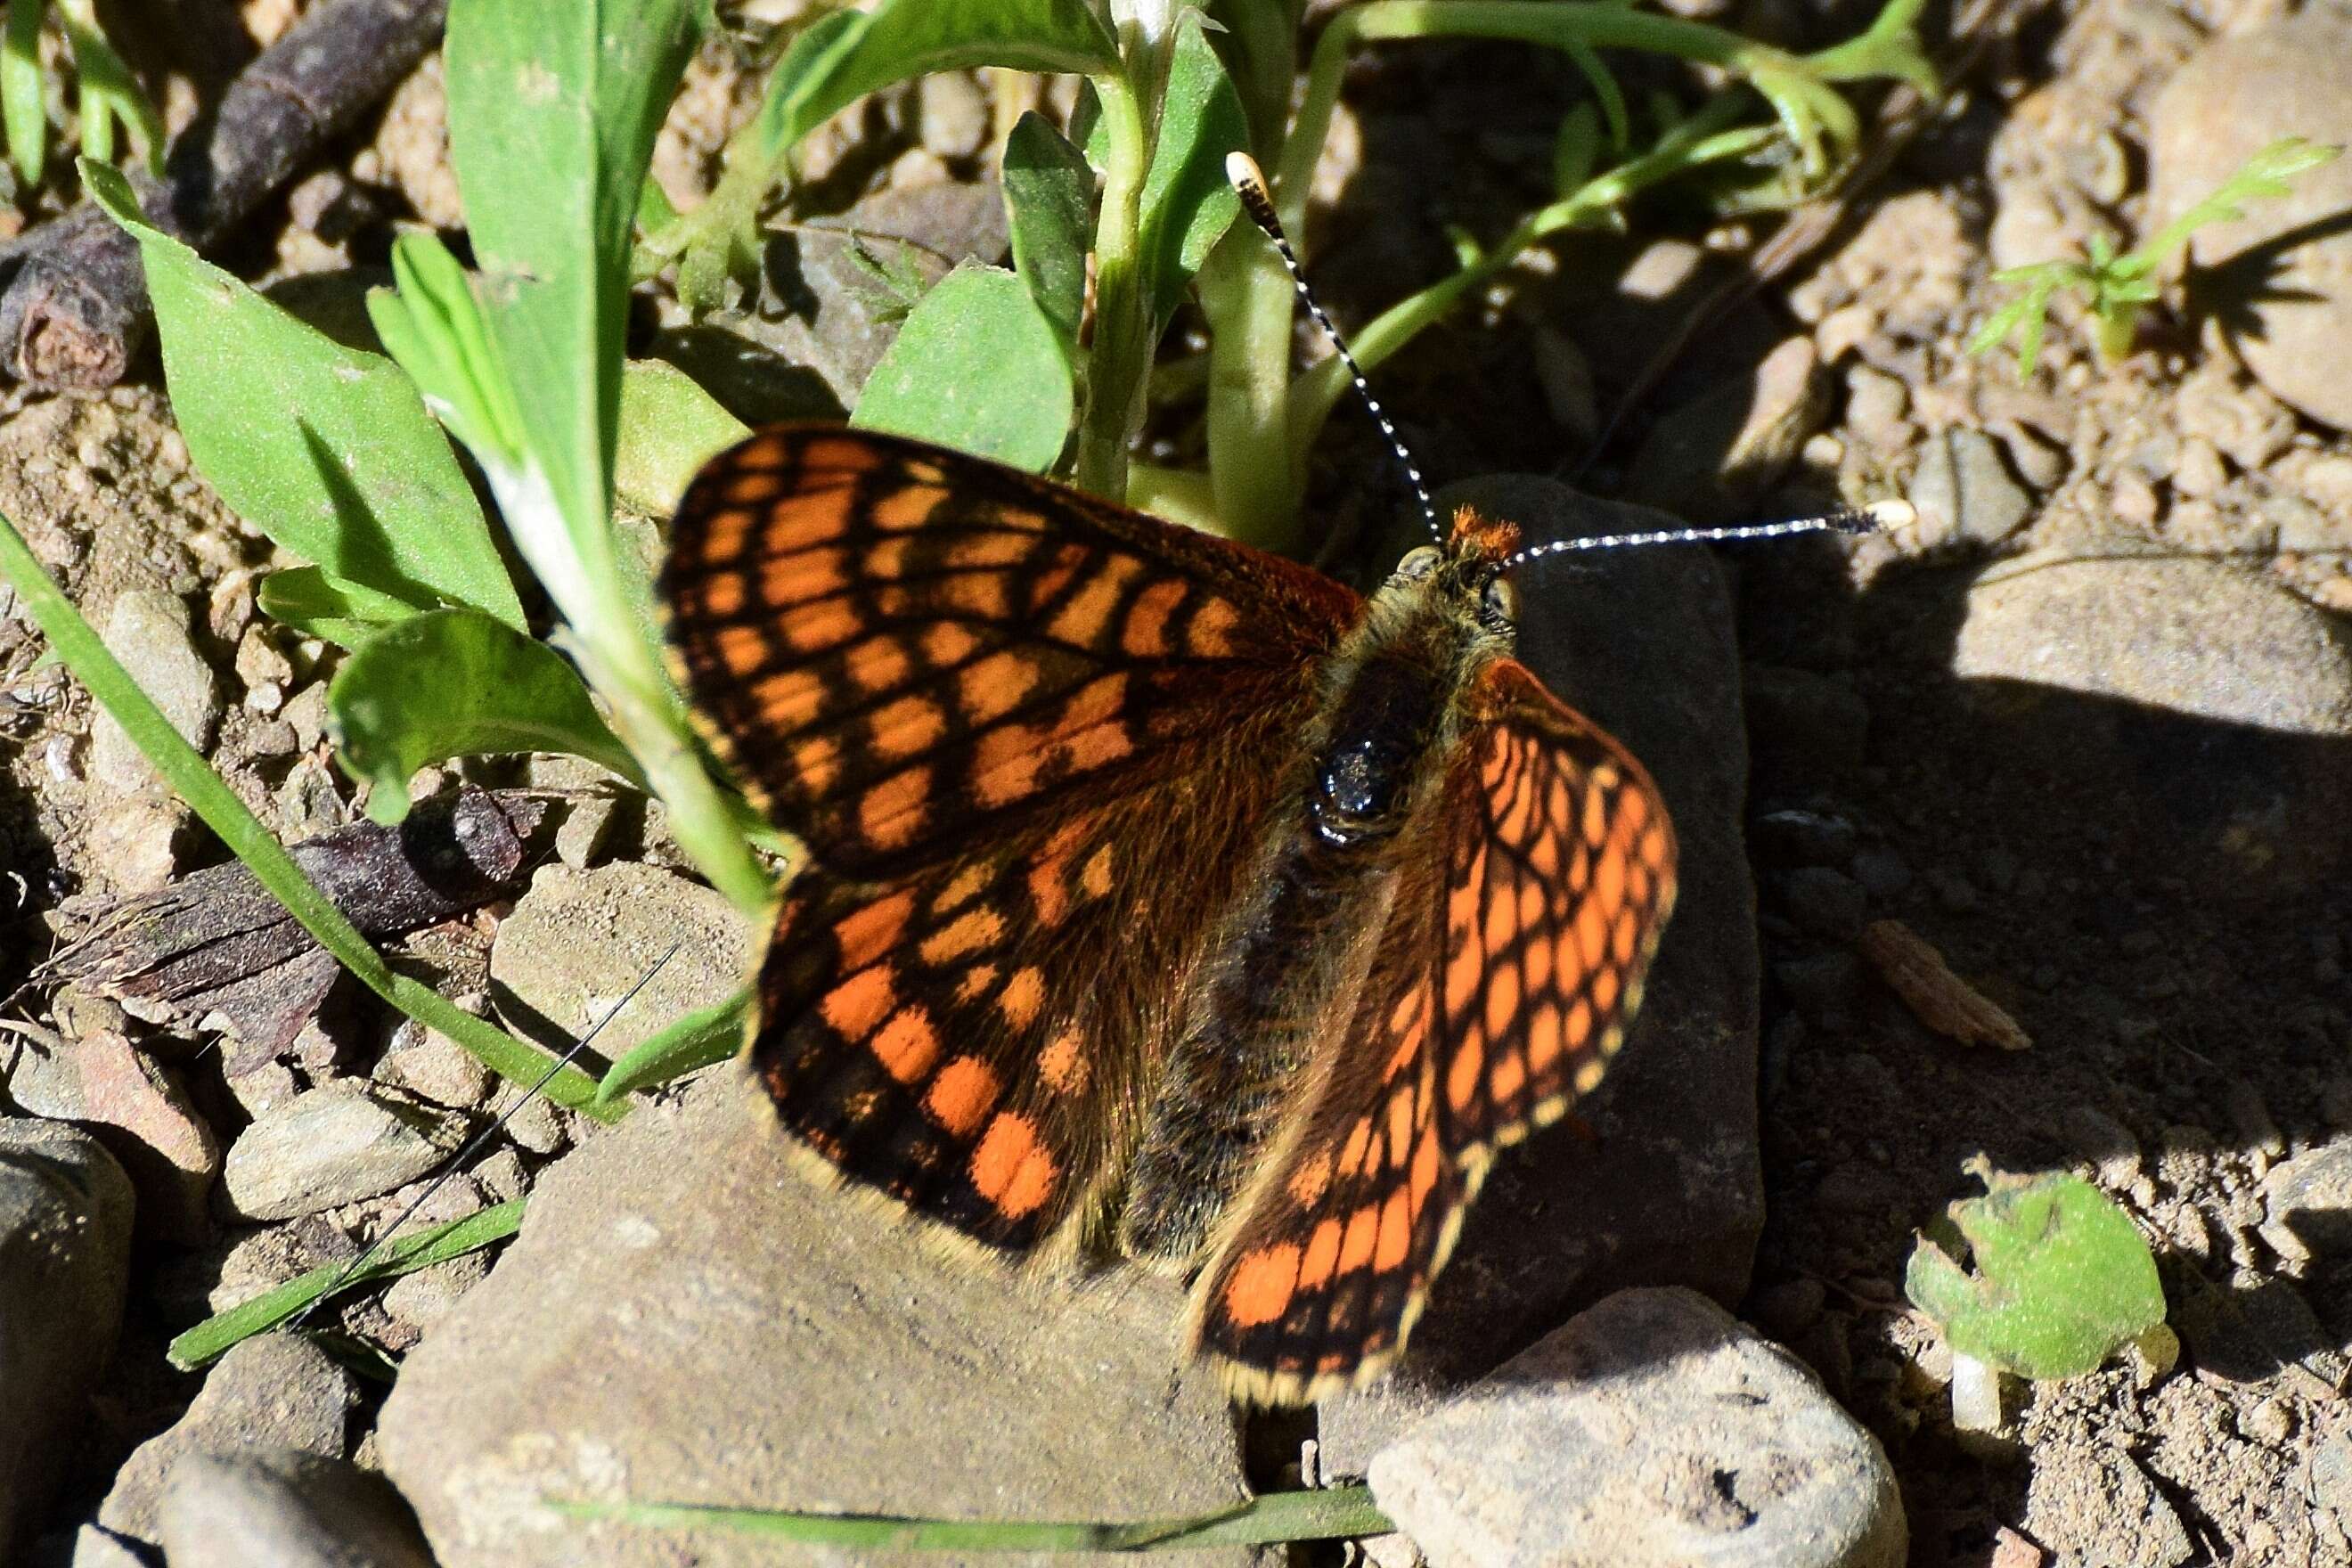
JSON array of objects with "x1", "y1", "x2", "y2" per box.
[
  {"x1": 663, "y1": 429, "x2": 1357, "y2": 878},
  {"x1": 664, "y1": 428, "x2": 1361, "y2": 1254},
  {"x1": 1190, "y1": 658, "x2": 1676, "y2": 1402}
]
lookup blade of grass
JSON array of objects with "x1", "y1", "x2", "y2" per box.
[
  {"x1": 596, "y1": 988, "x2": 751, "y2": 1107},
  {"x1": 2, "y1": 0, "x2": 46, "y2": 186},
  {"x1": 551, "y1": 1483, "x2": 1394, "y2": 1550},
  {"x1": 168, "y1": 1197, "x2": 525, "y2": 1370},
  {"x1": 0, "y1": 510, "x2": 616, "y2": 1120}
]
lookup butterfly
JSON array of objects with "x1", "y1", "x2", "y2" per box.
[{"x1": 658, "y1": 424, "x2": 1675, "y2": 1405}]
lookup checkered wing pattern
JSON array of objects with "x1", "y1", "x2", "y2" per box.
[
  {"x1": 664, "y1": 427, "x2": 1358, "y2": 877},
  {"x1": 1190, "y1": 658, "x2": 1677, "y2": 1402},
  {"x1": 664, "y1": 427, "x2": 1362, "y2": 1253}
]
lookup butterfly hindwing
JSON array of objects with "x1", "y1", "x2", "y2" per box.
[{"x1": 1189, "y1": 657, "x2": 1677, "y2": 1401}]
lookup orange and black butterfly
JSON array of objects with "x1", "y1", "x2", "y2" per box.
[{"x1": 658, "y1": 419, "x2": 1678, "y2": 1405}]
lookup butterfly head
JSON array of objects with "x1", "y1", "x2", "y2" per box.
[{"x1": 1379, "y1": 503, "x2": 1524, "y2": 652}]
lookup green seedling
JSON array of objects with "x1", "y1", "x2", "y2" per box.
[
  {"x1": 1906, "y1": 1159, "x2": 2166, "y2": 1382},
  {"x1": 1970, "y1": 135, "x2": 2343, "y2": 380},
  {"x1": 1, "y1": 0, "x2": 162, "y2": 185}
]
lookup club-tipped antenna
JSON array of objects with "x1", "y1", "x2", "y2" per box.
[
  {"x1": 290, "y1": 942, "x2": 683, "y2": 1327},
  {"x1": 1501, "y1": 498, "x2": 1910, "y2": 569},
  {"x1": 1226, "y1": 151, "x2": 1441, "y2": 543}
]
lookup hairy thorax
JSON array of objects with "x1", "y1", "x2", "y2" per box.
[{"x1": 1117, "y1": 551, "x2": 1513, "y2": 1264}]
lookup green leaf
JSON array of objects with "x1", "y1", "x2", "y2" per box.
[
  {"x1": 328, "y1": 608, "x2": 645, "y2": 825},
  {"x1": 595, "y1": 988, "x2": 750, "y2": 1107},
  {"x1": 83, "y1": 162, "x2": 526, "y2": 629},
  {"x1": 257, "y1": 567, "x2": 421, "y2": 649},
  {"x1": 168, "y1": 1198, "x2": 526, "y2": 1370},
  {"x1": 3, "y1": 0, "x2": 46, "y2": 186},
  {"x1": 367, "y1": 230, "x2": 531, "y2": 476},
  {"x1": 1905, "y1": 1164, "x2": 2165, "y2": 1381},
  {"x1": 1001, "y1": 110, "x2": 1094, "y2": 354},
  {"x1": 552, "y1": 1483, "x2": 1394, "y2": 1551},
  {"x1": 60, "y1": 0, "x2": 160, "y2": 176},
  {"x1": 757, "y1": 0, "x2": 1117, "y2": 159},
  {"x1": 851, "y1": 262, "x2": 1073, "y2": 471},
  {"x1": 1135, "y1": 13, "x2": 1247, "y2": 330},
  {"x1": 444, "y1": 0, "x2": 705, "y2": 567},
  {"x1": 617, "y1": 359, "x2": 751, "y2": 516}
]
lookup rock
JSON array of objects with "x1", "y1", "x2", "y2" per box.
[
  {"x1": 2311, "y1": 1433, "x2": 2352, "y2": 1516},
  {"x1": 97, "y1": 1334, "x2": 358, "y2": 1544},
  {"x1": 89, "y1": 587, "x2": 222, "y2": 792},
  {"x1": 221, "y1": 1082, "x2": 468, "y2": 1221},
  {"x1": 74, "y1": 1029, "x2": 219, "y2": 1243},
  {"x1": 1951, "y1": 554, "x2": 2352, "y2": 896},
  {"x1": 1, "y1": 1029, "x2": 85, "y2": 1120},
  {"x1": 1326, "y1": 478, "x2": 1762, "y2": 1467},
  {"x1": 158, "y1": 1449, "x2": 434, "y2": 1568},
  {"x1": 1626, "y1": 337, "x2": 1826, "y2": 524},
  {"x1": 1366, "y1": 1288, "x2": 1904, "y2": 1568},
  {"x1": 373, "y1": 1020, "x2": 494, "y2": 1111},
  {"x1": 49, "y1": 1524, "x2": 145, "y2": 1567},
  {"x1": 2148, "y1": 14, "x2": 2352, "y2": 429},
  {"x1": 489, "y1": 862, "x2": 751, "y2": 1069},
  {"x1": 1842, "y1": 365, "x2": 1911, "y2": 450},
  {"x1": 1780, "y1": 867, "x2": 1868, "y2": 942},
  {"x1": 649, "y1": 225, "x2": 954, "y2": 424},
  {"x1": 1850, "y1": 846, "x2": 1912, "y2": 902},
  {"x1": 1751, "y1": 809, "x2": 1858, "y2": 870},
  {"x1": 0, "y1": 1122, "x2": 135, "y2": 1556},
  {"x1": 915, "y1": 70, "x2": 991, "y2": 162},
  {"x1": 375, "y1": 1072, "x2": 1248, "y2": 1568},
  {"x1": 1906, "y1": 428, "x2": 2033, "y2": 551},
  {"x1": 2174, "y1": 1270, "x2": 2346, "y2": 1393},
  {"x1": 2023, "y1": 1443, "x2": 2192, "y2": 1568},
  {"x1": 2259, "y1": 1139, "x2": 2352, "y2": 1263},
  {"x1": 816, "y1": 176, "x2": 1011, "y2": 271}
]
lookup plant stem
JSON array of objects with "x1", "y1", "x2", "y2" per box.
[
  {"x1": 0, "y1": 509, "x2": 620, "y2": 1119},
  {"x1": 1196, "y1": 224, "x2": 1301, "y2": 551},
  {"x1": 1277, "y1": 0, "x2": 1820, "y2": 239},
  {"x1": 1071, "y1": 71, "x2": 1154, "y2": 501}
]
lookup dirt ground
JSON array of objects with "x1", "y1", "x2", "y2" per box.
[{"x1": 4, "y1": 0, "x2": 2351, "y2": 1564}]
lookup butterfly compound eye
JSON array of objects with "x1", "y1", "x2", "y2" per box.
[
  {"x1": 1396, "y1": 546, "x2": 1442, "y2": 583},
  {"x1": 1482, "y1": 575, "x2": 1519, "y2": 625}
]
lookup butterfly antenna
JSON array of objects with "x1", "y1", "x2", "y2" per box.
[
  {"x1": 1226, "y1": 152, "x2": 1441, "y2": 544},
  {"x1": 290, "y1": 942, "x2": 683, "y2": 1328},
  {"x1": 1501, "y1": 498, "x2": 1912, "y2": 569}
]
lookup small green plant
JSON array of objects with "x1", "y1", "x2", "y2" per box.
[
  {"x1": 1906, "y1": 1159, "x2": 2166, "y2": 1382},
  {"x1": 2, "y1": 0, "x2": 163, "y2": 185},
  {"x1": 1970, "y1": 135, "x2": 2343, "y2": 380}
]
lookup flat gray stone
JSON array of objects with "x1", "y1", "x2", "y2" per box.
[
  {"x1": 1906, "y1": 427, "x2": 2033, "y2": 551},
  {"x1": 221, "y1": 1081, "x2": 468, "y2": 1221},
  {"x1": 1951, "y1": 553, "x2": 2352, "y2": 897},
  {"x1": 1955, "y1": 554, "x2": 2352, "y2": 736},
  {"x1": 98, "y1": 1334, "x2": 358, "y2": 1544},
  {"x1": 488, "y1": 862, "x2": 751, "y2": 1068},
  {"x1": 1367, "y1": 1288, "x2": 1904, "y2": 1568},
  {"x1": 89, "y1": 586, "x2": 221, "y2": 792},
  {"x1": 375, "y1": 1070, "x2": 1248, "y2": 1568},
  {"x1": 0, "y1": 1121, "x2": 134, "y2": 1555},
  {"x1": 159, "y1": 1448, "x2": 435, "y2": 1568},
  {"x1": 2149, "y1": 14, "x2": 2352, "y2": 430},
  {"x1": 1327, "y1": 478, "x2": 1762, "y2": 1468}
]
